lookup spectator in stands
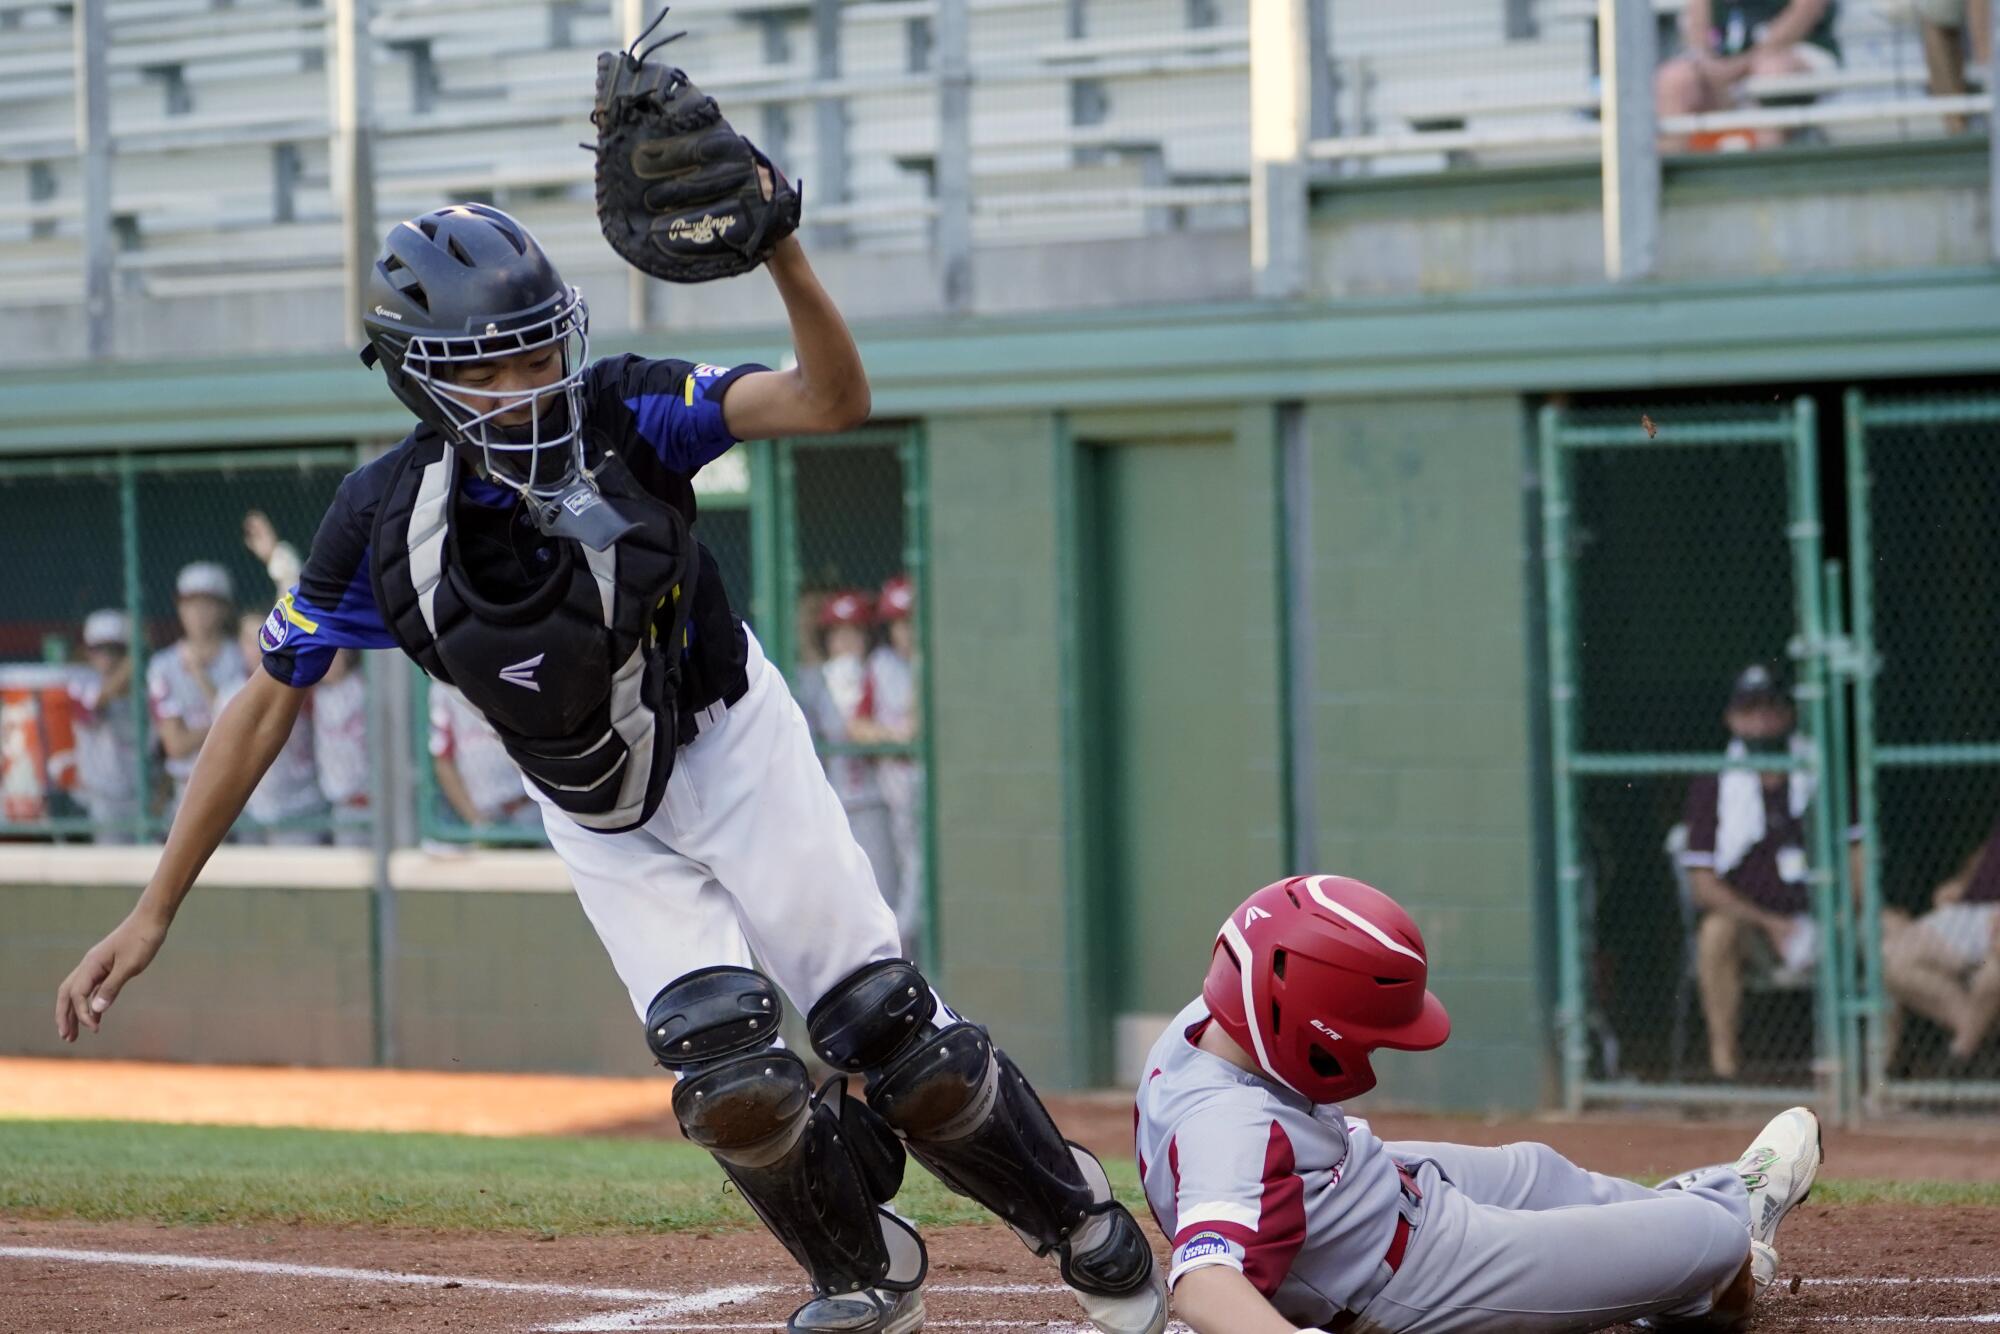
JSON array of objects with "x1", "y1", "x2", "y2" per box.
[
  {"x1": 242, "y1": 509, "x2": 302, "y2": 599},
  {"x1": 797, "y1": 588, "x2": 900, "y2": 913},
  {"x1": 69, "y1": 609, "x2": 141, "y2": 844},
  {"x1": 1884, "y1": 810, "x2": 2000, "y2": 1065},
  {"x1": 1680, "y1": 665, "x2": 1821, "y2": 1079},
  {"x1": 851, "y1": 574, "x2": 924, "y2": 960},
  {"x1": 1916, "y1": 0, "x2": 1992, "y2": 134},
  {"x1": 1655, "y1": 0, "x2": 1842, "y2": 151},
  {"x1": 147, "y1": 561, "x2": 246, "y2": 820},
  {"x1": 313, "y1": 649, "x2": 371, "y2": 847},
  {"x1": 229, "y1": 610, "x2": 328, "y2": 845},
  {"x1": 429, "y1": 682, "x2": 542, "y2": 837}
]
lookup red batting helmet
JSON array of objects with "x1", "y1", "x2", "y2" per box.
[
  {"x1": 878, "y1": 574, "x2": 915, "y2": 621},
  {"x1": 818, "y1": 589, "x2": 876, "y2": 629},
  {"x1": 1203, "y1": 875, "x2": 1450, "y2": 1104}
]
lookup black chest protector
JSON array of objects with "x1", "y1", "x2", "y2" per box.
[{"x1": 371, "y1": 439, "x2": 696, "y2": 834}]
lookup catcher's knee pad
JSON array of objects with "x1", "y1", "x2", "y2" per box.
[
  {"x1": 806, "y1": 958, "x2": 937, "y2": 1073},
  {"x1": 644, "y1": 965, "x2": 783, "y2": 1069}
]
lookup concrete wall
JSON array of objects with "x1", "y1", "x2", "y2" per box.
[
  {"x1": 924, "y1": 410, "x2": 1084, "y2": 1084},
  {"x1": 1304, "y1": 396, "x2": 1546, "y2": 1112},
  {"x1": 0, "y1": 849, "x2": 653, "y2": 1077}
]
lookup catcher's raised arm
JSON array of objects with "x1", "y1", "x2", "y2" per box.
[
  {"x1": 591, "y1": 11, "x2": 866, "y2": 439},
  {"x1": 592, "y1": 11, "x2": 803, "y2": 283}
]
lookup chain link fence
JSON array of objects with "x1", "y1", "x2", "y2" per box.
[
  {"x1": 0, "y1": 448, "x2": 364, "y2": 845},
  {"x1": 768, "y1": 429, "x2": 934, "y2": 970},
  {"x1": 1542, "y1": 399, "x2": 1851, "y2": 1110},
  {"x1": 1849, "y1": 390, "x2": 2000, "y2": 1108}
]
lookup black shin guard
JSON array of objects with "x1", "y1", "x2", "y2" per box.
[
  {"x1": 806, "y1": 961, "x2": 1151, "y2": 1300},
  {"x1": 869, "y1": 1023, "x2": 1150, "y2": 1296},
  {"x1": 674, "y1": 1052, "x2": 925, "y2": 1299},
  {"x1": 653, "y1": 967, "x2": 924, "y2": 1304}
]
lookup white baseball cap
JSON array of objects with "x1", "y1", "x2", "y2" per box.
[
  {"x1": 82, "y1": 608, "x2": 130, "y2": 648},
  {"x1": 175, "y1": 561, "x2": 234, "y2": 602}
]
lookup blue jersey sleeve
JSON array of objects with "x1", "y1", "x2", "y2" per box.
[
  {"x1": 594, "y1": 354, "x2": 768, "y2": 476},
  {"x1": 260, "y1": 457, "x2": 401, "y2": 688}
]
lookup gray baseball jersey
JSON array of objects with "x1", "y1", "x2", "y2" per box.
[
  {"x1": 146, "y1": 641, "x2": 247, "y2": 786},
  {"x1": 1138, "y1": 999, "x2": 1758, "y2": 1332},
  {"x1": 1137, "y1": 999, "x2": 1408, "y2": 1327}
]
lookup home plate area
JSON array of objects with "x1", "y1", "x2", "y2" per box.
[{"x1": 6, "y1": 1210, "x2": 2000, "y2": 1333}]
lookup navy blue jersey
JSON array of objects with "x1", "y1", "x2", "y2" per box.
[{"x1": 260, "y1": 354, "x2": 763, "y2": 690}]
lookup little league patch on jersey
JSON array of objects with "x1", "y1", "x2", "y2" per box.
[
  {"x1": 1169, "y1": 1229, "x2": 1245, "y2": 1285},
  {"x1": 258, "y1": 605, "x2": 289, "y2": 653},
  {"x1": 1180, "y1": 1232, "x2": 1232, "y2": 1262}
]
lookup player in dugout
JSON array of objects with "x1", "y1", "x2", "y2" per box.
[
  {"x1": 52, "y1": 19, "x2": 1165, "y2": 1334},
  {"x1": 1138, "y1": 874, "x2": 1823, "y2": 1333}
]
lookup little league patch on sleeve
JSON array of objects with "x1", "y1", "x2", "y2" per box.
[
  {"x1": 1176, "y1": 1231, "x2": 1233, "y2": 1264},
  {"x1": 258, "y1": 605, "x2": 289, "y2": 653}
]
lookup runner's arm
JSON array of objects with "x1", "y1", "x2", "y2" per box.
[{"x1": 1172, "y1": 1266, "x2": 1303, "y2": 1334}]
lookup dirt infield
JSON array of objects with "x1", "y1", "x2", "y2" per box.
[
  {"x1": 6, "y1": 1060, "x2": 2000, "y2": 1331},
  {"x1": 5, "y1": 1209, "x2": 1997, "y2": 1332}
]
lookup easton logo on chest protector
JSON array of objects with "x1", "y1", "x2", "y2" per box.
[
  {"x1": 499, "y1": 654, "x2": 545, "y2": 690},
  {"x1": 370, "y1": 441, "x2": 698, "y2": 834}
]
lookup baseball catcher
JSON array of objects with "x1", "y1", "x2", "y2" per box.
[
  {"x1": 1139, "y1": 873, "x2": 1821, "y2": 1333},
  {"x1": 55, "y1": 17, "x2": 1165, "y2": 1334}
]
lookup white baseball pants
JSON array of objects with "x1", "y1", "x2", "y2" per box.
[{"x1": 531, "y1": 626, "x2": 905, "y2": 1019}]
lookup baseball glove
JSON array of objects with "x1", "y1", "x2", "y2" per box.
[{"x1": 591, "y1": 12, "x2": 802, "y2": 283}]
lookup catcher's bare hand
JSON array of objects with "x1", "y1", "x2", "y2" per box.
[{"x1": 56, "y1": 910, "x2": 168, "y2": 1041}]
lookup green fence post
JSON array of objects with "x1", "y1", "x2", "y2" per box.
[
  {"x1": 774, "y1": 440, "x2": 799, "y2": 677},
  {"x1": 748, "y1": 437, "x2": 781, "y2": 652},
  {"x1": 1784, "y1": 396, "x2": 1845, "y2": 1118},
  {"x1": 118, "y1": 452, "x2": 152, "y2": 842},
  {"x1": 898, "y1": 425, "x2": 942, "y2": 979},
  {"x1": 410, "y1": 664, "x2": 436, "y2": 843},
  {"x1": 1820, "y1": 559, "x2": 1861, "y2": 1121},
  {"x1": 1841, "y1": 388, "x2": 1887, "y2": 1116},
  {"x1": 1537, "y1": 404, "x2": 1587, "y2": 1113}
]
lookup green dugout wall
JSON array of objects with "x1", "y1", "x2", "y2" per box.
[{"x1": 3, "y1": 262, "x2": 1996, "y2": 1111}]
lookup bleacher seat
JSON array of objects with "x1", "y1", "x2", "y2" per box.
[{"x1": 0, "y1": 0, "x2": 1972, "y2": 309}]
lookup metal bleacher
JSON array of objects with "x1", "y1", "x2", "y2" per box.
[
  {"x1": 0, "y1": 0, "x2": 1256, "y2": 310},
  {"x1": 1317, "y1": 0, "x2": 1974, "y2": 171},
  {"x1": 0, "y1": 0, "x2": 1982, "y2": 311}
]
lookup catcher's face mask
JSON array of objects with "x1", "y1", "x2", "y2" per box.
[{"x1": 397, "y1": 289, "x2": 636, "y2": 548}]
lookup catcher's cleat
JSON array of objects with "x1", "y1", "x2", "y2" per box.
[
  {"x1": 787, "y1": 1287, "x2": 925, "y2": 1334},
  {"x1": 1057, "y1": 1151, "x2": 1167, "y2": 1334},
  {"x1": 1734, "y1": 1105, "x2": 1821, "y2": 1293}
]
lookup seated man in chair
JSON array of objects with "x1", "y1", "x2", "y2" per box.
[{"x1": 1680, "y1": 667, "x2": 1821, "y2": 1080}]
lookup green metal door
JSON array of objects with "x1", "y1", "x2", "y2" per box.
[
  {"x1": 1846, "y1": 390, "x2": 2000, "y2": 1111},
  {"x1": 1541, "y1": 400, "x2": 1851, "y2": 1115},
  {"x1": 1081, "y1": 435, "x2": 1269, "y2": 1073}
]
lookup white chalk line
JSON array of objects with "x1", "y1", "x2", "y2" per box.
[
  {"x1": 0, "y1": 1245, "x2": 688, "y2": 1303},
  {"x1": 1802, "y1": 1319, "x2": 2000, "y2": 1326},
  {"x1": 0, "y1": 1245, "x2": 1116, "y2": 1333},
  {"x1": 9, "y1": 1245, "x2": 1993, "y2": 1332}
]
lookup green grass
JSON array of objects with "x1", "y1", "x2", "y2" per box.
[
  {"x1": 0, "y1": 1118, "x2": 1145, "y2": 1235},
  {"x1": 1806, "y1": 1177, "x2": 2000, "y2": 1208},
  {"x1": 2, "y1": 1119, "x2": 1990, "y2": 1237}
]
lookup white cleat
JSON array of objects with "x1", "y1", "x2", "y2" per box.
[
  {"x1": 1734, "y1": 1106, "x2": 1822, "y2": 1293},
  {"x1": 1070, "y1": 1256, "x2": 1167, "y2": 1334}
]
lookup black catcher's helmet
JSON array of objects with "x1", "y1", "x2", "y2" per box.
[{"x1": 360, "y1": 204, "x2": 593, "y2": 506}]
